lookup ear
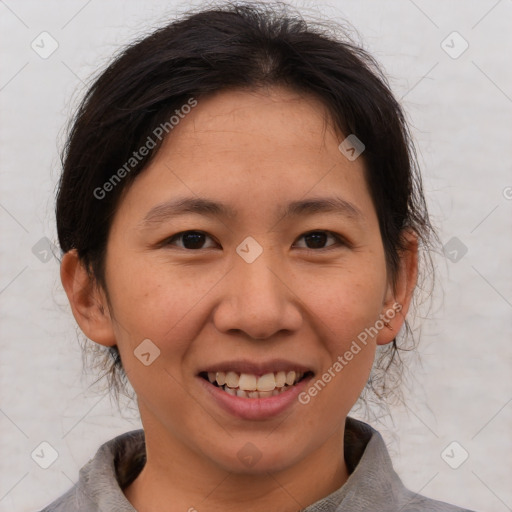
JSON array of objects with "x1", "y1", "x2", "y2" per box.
[
  {"x1": 377, "y1": 229, "x2": 419, "y2": 346},
  {"x1": 60, "y1": 249, "x2": 116, "y2": 347}
]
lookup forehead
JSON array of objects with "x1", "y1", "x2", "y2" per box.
[{"x1": 116, "y1": 86, "x2": 376, "y2": 226}]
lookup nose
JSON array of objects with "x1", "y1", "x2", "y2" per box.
[{"x1": 212, "y1": 251, "x2": 302, "y2": 340}]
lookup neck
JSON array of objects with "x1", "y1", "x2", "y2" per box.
[{"x1": 124, "y1": 424, "x2": 349, "y2": 512}]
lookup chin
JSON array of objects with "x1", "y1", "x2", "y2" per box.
[{"x1": 204, "y1": 439, "x2": 308, "y2": 475}]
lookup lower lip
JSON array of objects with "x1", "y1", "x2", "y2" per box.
[{"x1": 197, "y1": 375, "x2": 314, "y2": 421}]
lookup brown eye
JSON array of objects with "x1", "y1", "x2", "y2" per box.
[
  {"x1": 294, "y1": 231, "x2": 344, "y2": 250},
  {"x1": 165, "y1": 231, "x2": 217, "y2": 250}
]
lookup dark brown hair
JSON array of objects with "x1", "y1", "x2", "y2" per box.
[{"x1": 56, "y1": 1, "x2": 437, "y2": 411}]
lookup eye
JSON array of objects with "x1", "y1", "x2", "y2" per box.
[
  {"x1": 293, "y1": 230, "x2": 345, "y2": 250},
  {"x1": 162, "y1": 229, "x2": 347, "y2": 251},
  {"x1": 163, "y1": 230, "x2": 218, "y2": 250}
]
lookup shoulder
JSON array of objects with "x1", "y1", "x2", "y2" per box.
[
  {"x1": 37, "y1": 486, "x2": 83, "y2": 512},
  {"x1": 36, "y1": 429, "x2": 145, "y2": 512},
  {"x1": 395, "y1": 491, "x2": 477, "y2": 512},
  {"x1": 335, "y1": 417, "x2": 478, "y2": 512}
]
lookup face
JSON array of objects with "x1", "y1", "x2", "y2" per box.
[{"x1": 81, "y1": 87, "x2": 408, "y2": 474}]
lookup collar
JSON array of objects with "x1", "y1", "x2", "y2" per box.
[{"x1": 63, "y1": 416, "x2": 469, "y2": 512}]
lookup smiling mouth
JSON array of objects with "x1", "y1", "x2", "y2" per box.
[{"x1": 199, "y1": 370, "x2": 314, "y2": 399}]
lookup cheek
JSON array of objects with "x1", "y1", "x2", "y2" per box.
[
  {"x1": 105, "y1": 253, "x2": 230, "y2": 388},
  {"x1": 291, "y1": 261, "x2": 387, "y2": 402},
  {"x1": 296, "y1": 275, "x2": 382, "y2": 415},
  {"x1": 106, "y1": 259, "x2": 204, "y2": 412},
  {"x1": 296, "y1": 263, "x2": 387, "y2": 338}
]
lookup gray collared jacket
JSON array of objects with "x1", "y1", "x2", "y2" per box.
[{"x1": 38, "y1": 417, "x2": 476, "y2": 511}]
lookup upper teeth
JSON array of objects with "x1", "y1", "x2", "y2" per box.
[{"x1": 207, "y1": 371, "x2": 303, "y2": 391}]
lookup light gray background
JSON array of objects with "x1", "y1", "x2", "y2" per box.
[{"x1": 1, "y1": 1, "x2": 511, "y2": 511}]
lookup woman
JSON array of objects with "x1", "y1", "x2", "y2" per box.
[{"x1": 41, "y1": 2, "x2": 475, "y2": 511}]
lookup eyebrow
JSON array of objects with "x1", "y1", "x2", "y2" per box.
[{"x1": 138, "y1": 195, "x2": 364, "y2": 229}]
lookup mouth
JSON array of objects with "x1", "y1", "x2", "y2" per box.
[{"x1": 198, "y1": 369, "x2": 314, "y2": 399}]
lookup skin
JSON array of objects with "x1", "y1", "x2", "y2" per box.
[{"x1": 61, "y1": 86, "x2": 418, "y2": 512}]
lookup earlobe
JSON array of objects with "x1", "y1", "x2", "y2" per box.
[
  {"x1": 60, "y1": 249, "x2": 117, "y2": 347},
  {"x1": 377, "y1": 229, "x2": 419, "y2": 346}
]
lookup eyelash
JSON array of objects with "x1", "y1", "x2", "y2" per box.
[{"x1": 161, "y1": 230, "x2": 348, "y2": 252}]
